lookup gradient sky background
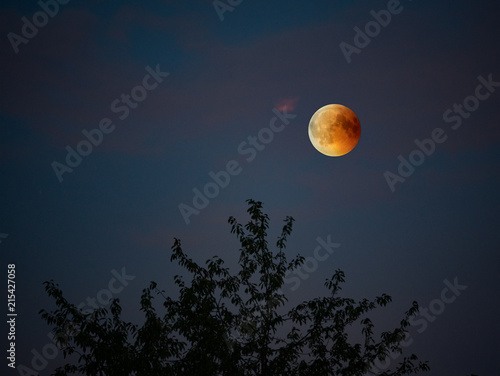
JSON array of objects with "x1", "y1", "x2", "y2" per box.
[{"x1": 1, "y1": 0, "x2": 499, "y2": 375}]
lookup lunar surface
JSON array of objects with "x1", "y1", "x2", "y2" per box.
[{"x1": 308, "y1": 104, "x2": 361, "y2": 157}]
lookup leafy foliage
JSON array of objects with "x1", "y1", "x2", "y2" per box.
[{"x1": 40, "y1": 199, "x2": 430, "y2": 376}]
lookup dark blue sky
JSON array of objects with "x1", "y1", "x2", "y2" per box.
[{"x1": 1, "y1": 0, "x2": 499, "y2": 375}]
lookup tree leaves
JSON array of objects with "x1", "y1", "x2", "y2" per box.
[{"x1": 40, "y1": 200, "x2": 431, "y2": 376}]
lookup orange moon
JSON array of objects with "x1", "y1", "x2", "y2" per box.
[{"x1": 308, "y1": 104, "x2": 361, "y2": 157}]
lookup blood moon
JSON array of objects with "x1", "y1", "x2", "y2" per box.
[{"x1": 308, "y1": 104, "x2": 361, "y2": 157}]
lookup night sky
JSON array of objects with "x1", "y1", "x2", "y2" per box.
[{"x1": 1, "y1": 0, "x2": 499, "y2": 375}]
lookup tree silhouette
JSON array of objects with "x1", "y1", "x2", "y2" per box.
[{"x1": 40, "y1": 199, "x2": 430, "y2": 376}]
